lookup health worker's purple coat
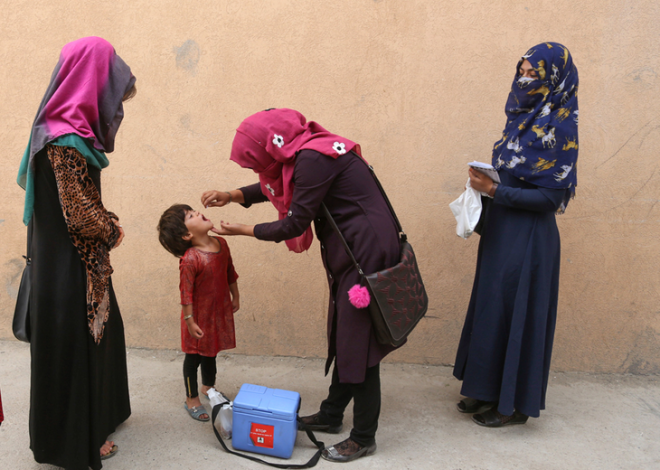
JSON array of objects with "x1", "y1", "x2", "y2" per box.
[{"x1": 241, "y1": 149, "x2": 402, "y2": 383}]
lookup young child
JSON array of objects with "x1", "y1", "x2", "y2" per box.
[{"x1": 158, "y1": 204, "x2": 240, "y2": 422}]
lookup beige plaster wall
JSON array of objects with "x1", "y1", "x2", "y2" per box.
[{"x1": 1, "y1": 1, "x2": 658, "y2": 374}]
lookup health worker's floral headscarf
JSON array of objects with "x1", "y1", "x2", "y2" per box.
[{"x1": 230, "y1": 108, "x2": 361, "y2": 252}]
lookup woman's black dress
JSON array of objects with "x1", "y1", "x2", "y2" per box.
[
  {"x1": 453, "y1": 170, "x2": 568, "y2": 418},
  {"x1": 29, "y1": 150, "x2": 130, "y2": 470}
]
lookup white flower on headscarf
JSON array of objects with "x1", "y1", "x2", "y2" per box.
[
  {"x1": 272, "y1": 134, "x2": 284, "y2": 148},
  {"x1": 333, "y1": 142, "x2": 347, "y2": 155}
]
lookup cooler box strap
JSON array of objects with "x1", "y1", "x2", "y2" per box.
[{"x1": 211, "y1": 404, "x2": 325, "y2": 469}]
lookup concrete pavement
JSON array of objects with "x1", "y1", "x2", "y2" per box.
[{"x1": 0, "y1": 339, "x2": 658, "y2": 469}]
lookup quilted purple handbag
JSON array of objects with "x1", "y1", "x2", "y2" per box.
[{"x1": 321, "y1": 163, "x2": 428, "y2": 347}]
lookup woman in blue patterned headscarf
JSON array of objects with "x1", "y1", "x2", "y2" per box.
[
  {"x1": 493, "y1": 42, "x2": 579, "y2": 211},
  {"x1": 453, "y1": 43, "x2": 578, "y2": 427}
]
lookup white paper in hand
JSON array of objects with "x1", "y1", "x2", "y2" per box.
[{"x1": 468, "y1": 161, "x2": 500, "y2": 184}]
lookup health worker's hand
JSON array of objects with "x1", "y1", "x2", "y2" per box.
[
  {"x1": 211, "y1": 223, "x2": 254, "y2": 237},
  {"x1": 232, "y1": 297, "x2": 240, "y2": 313},
  {"x1": 201, "y1": 190, "x2": 230, "y2": 208}
]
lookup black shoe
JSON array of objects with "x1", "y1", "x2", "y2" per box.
[
  {"x1": 321, "y1": 438, "x2": 377, "y2": 463},
  {"x1": 298, "y1": 412, "x2": 343, "y2": 433},
  {"x1": 472, "y1": 409, "x2": 529, "y2": 427},
  {"x1": 457, "y1": 397, "x2": 496, "y2": 414}
]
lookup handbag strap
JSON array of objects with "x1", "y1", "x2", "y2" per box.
[
  {"x1": 211, "y1": 404, "x2": 325, "y2": 469},
  {"x1": 362, "y1": 161, "x2": 406, "y2": 242},
  {"x1": 25, "y1": 220, "x2": 33, "y2": 265},
  {"x1": 320, "y1": 156, "x2": 405, "y2": 276},
  {"x1": 320, "y1": 204, "x2": 365, "y2": 276}
]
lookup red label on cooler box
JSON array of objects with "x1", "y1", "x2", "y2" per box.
[{"x1": 250, "y1": 423, "x2": 274, "y2": 448}]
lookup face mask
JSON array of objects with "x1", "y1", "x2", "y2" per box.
[
  {"x1": 507, "y1": 76, "x2": 547, "y2": 113},
  {"x1": 516, "y1": 76, "x2": 536, "y2": 89}
]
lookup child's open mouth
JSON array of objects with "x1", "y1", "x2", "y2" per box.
[{"x1": 201, "y1": 215, "x2": 208, "y2": 222}]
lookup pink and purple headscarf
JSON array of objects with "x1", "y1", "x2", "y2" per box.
[
  {"x1": 18, "y1": 36, "x2": 135, "y2": 224},
  {"x1": 230, "y1": 108, "x2": 361, "y2": 253}
]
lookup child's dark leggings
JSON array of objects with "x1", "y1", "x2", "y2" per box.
[{"x1": 183, "y1": 353, "x2": 217, "y2": 398}]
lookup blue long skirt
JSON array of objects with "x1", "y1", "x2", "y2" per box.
[{"x1": 453, "y1": 171, "x2": 563, "y2": 418}]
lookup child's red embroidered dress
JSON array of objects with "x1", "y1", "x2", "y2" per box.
[{"x1": 179, "y1": 236, "x2": 238, "y2": 356}]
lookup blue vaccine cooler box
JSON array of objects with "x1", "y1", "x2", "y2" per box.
[{"x1": 232, "y1": 384, "x2": 300, "y2": 459}]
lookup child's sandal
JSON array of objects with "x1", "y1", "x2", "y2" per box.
[{"x1": 184, "y1": 403, "x2": 210, "y2": 421}]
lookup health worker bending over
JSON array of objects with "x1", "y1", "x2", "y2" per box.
[{"x1": 201, "y1": 108, "x2": 402, "y2": 462}]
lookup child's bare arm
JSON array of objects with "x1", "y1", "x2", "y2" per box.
[
  {"x1": 183, "y1": 304, "x2": 204, "y2": 339},
  {"x1": 229, "y1": 282, "x2": 240, "y2": 313}
]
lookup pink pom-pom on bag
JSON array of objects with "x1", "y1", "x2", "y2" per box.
[{"x1": 348, "y1": 284, "x2": 371, "y2": 309}]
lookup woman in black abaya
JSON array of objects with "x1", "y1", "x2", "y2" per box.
[{"x1": 17, "y1": 37, "x2": 136, "y2": 469}]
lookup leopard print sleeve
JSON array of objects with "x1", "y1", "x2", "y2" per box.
[{"x1": 47, "y1": 145, "x2": 120, "y2": 249}]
